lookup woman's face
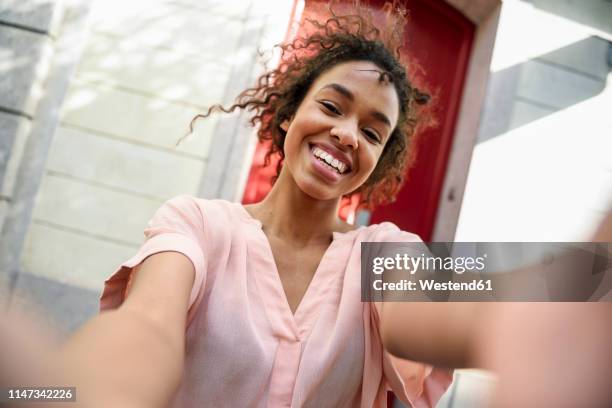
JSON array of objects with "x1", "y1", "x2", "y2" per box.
[{"x1": 281, "y1": 60, "x2": 400, "y2": 201}]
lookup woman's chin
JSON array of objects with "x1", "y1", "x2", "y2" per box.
[{"x1": 296, "y1": 179, "x2": 344, "y2": 202}]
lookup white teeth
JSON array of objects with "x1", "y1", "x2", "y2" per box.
[{"x1": 311, "y1": 146, "x2": 349, "y2": 174}]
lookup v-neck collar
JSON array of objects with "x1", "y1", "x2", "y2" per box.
[
  {"x1": 234, "y1": 202, "x2": 365, "y2": 341},
  {"x1": 235, "y1": 202, "x2": 365, "y2": 241}
]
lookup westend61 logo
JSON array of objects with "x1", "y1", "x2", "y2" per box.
[
  {"x1": 361, "y1": 242, "x2": 612, "y2": 302},
  {"x1": 371, "y1": 253, "x2": 490, "y2": 293}
]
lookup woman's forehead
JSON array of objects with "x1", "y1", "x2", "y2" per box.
[
  {"x1": 314, "y1": 61, "x2": 390, "y2": 85},
  {"x1": 310, "y1": 61, "x2": 400, "y2": 124}
]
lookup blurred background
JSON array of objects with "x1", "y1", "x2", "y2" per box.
[{"x1": 1, "y1": 0, "x2": 611, "y2": 407}]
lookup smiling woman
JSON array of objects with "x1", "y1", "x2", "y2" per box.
[
  {"x1": 55, "y1": 1, "x2": 454, "y2": 407},
  {"x1": 181, "y1": 2, "x2": 432, "y2": 211},
  {"x1": 280, "y1": 60, "x2": 400, "y2": 202}
]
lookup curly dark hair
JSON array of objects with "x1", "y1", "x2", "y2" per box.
[{"x1": 178, "y1": 0, "x2": 432, "y2": 211}]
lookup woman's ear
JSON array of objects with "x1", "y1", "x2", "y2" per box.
[{"x1": 280, "y1": 116, "x2": 293, "y2": 132}]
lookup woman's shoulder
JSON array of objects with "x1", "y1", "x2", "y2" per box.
[
  {"x1": 155, "y1": 195, "x2": 249, "y2": 235},
  {"x1": 162, "y1": 194, "x2": 242, "y2": 217},
  {"x1": 360, "y1": 221, "x2": 424, "y2": 243}
]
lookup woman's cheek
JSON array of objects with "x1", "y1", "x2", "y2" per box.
[{"x1": 360, "y1": 150, "x2": 378, "y2": 175}]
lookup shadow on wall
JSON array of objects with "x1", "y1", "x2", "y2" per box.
[
  {"x1": 478, "y1": 35, "x2": 612, "y2": 144},
  {"x1": 0, "y1": 0, "x2": 62, "y2": 190}
]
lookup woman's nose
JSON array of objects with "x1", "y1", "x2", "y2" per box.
[{"x1": 330, "y1": 127, "x2": 358, "y2": 150}]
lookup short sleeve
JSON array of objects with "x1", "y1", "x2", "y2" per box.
[
  {"x1": 99, "y1": 195, "x2": 207, "y2": 318},
  {"x1": 370, "y1": 223, "x2": 454, "y2": 407},
  {"x1": 381, "y1": 335, "x2": 453, "y2": 407}
]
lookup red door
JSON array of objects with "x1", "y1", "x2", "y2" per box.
[{"x1": 242, "y1": 0, "x2": 474, "y2": 242}]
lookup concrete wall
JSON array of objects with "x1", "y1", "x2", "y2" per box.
[
  {"x1": 0, "y1": 0, "x2": 69, "y2": 310},
  {"x1": 456, "y1": 0, "x2": 612, "y2": 242},
  {"x1": 0, "y1": 0, "x2": 61, "y2": 243},
  {"x1": 1, "y1": 0, "x2": 294, "y2": 335}
]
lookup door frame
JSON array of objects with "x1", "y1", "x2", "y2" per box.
[{"x1": 431, "y1": 0, "x2": 502, "y2": 241}]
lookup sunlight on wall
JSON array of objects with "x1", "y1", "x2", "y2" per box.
[{"x1": 456, "y1": 0, "x2": 612, "y2": 242}]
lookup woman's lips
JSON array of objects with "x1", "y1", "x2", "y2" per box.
[
  {"x1": 311, "y1": 143, "x2": 352, "y2": 172},
  {"x1": 308, "y1": 144, "x2": 343, "y2": 182}
]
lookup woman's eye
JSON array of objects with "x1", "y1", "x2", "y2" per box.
[
  {"x1": 362, "y1": 129, "x2": 381, "y2": 143},
  {"x1": 320, "y1": 101, "x2": 341, "y2": 115}
]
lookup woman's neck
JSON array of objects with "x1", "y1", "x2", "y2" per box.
[{"x1": 245, "y1": 171, "x2": 350, "y2": 246}]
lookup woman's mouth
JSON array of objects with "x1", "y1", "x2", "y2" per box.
[
  {"x1": 308, "y1": 144, "x2": 351, "y2": 182},
  {"x1": 313, "y1": 146, "x2": 349, "y2": 173}
]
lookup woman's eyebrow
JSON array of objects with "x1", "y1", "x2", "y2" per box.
[
  {"x1": 370, "y1": 111, "x2": 392, "y2": 129},
  {"x1": 320, "y1": 83, "x2": 392, "y2": 128},
  {"x1": 322, "y1": 83, "x2": 355, "y2": 101}
]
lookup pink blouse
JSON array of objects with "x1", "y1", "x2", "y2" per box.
[{"x1": 100, "y1": 195, "x2": 452, "y2": 407}]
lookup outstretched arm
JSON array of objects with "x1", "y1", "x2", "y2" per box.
[
  {"x1": 379, "y1": 212, "x2": 612, "y2": 407},
  {"x1": 378, "y1": 301, "x2": 483, "y2": 368},
  {"x1": 379, "y1": 212, "x2": 612, "y2": 367},
  {"x1": 1, "y1": 251, "x2": 195, "y2": 408},
  {"x1": 64, "y1": 251, "x2": 195, "y2": 408}
]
